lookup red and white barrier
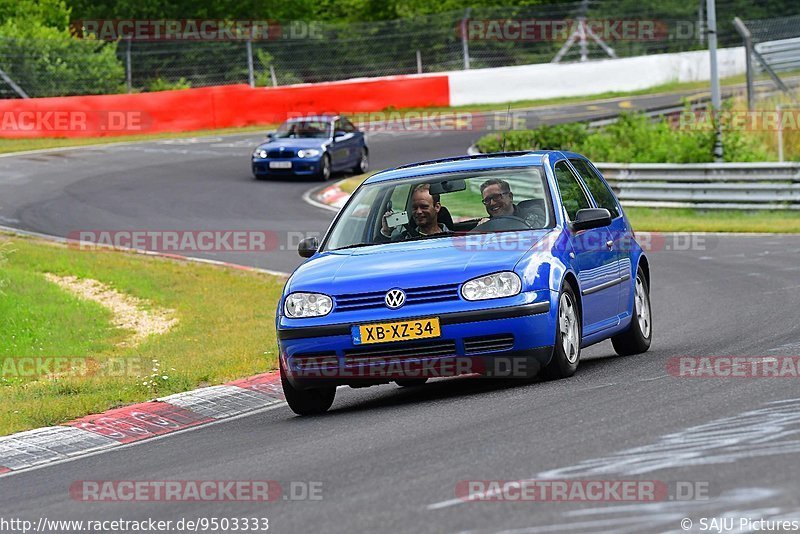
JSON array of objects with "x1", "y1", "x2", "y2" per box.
[{"x1": 0, "y1": 47, "x2": 745, "y2": 138}]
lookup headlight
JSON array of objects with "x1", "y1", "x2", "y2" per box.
[
  {"x1": 284, "y1": 292, "x2": 333, "y2": 318},
  {"x1": 461, "y1": 272, "x2": 521, "y2": 301},
  {"x1": 297, "y1": 149, "x2": 321, "y2": 158},
  {"x1": 253, "y1": 149, "x2": 267, "y2": 159}
]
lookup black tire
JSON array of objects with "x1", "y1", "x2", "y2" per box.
[
  {"x1": 280, "y1": 362, "x2": 335, "y2": 416},
  {"x1": 352, "y1": 148, "x2": 369, "y2": 174},
  {"x1": 318, "y1": 154, "x2": 332, "y2": 181},
  {"x1": 611, "y1": 266, "x2": 652, "y2": 356},
  {"x1": 540, "y1": 282, "x2": 581, "y2": 380},
  {"x1": 395, "y1": 378, "x2": 428, "y2": 388}
]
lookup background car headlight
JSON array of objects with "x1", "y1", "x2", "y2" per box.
[
  {"x1": 297, "y1": 149, "x2": 321, "y2": 158},
  {"x1": 284, "y1": 292, "x2": 333, "y2": 318},
  {"x1": 253, "y1": 149, "x2": 267, "y2": 159},
  {"x1": 461, "y1": 272, "x2": 521, "y2": 301}
]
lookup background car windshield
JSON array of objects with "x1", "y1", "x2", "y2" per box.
[
  {"x1": 275, "y1": 120, "x2": 331, "y2": 139},
  {"x1": 323, "y1": 167, "x2": 551, "y2": 251}
]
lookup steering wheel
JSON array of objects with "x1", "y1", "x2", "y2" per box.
[
  {"x1": 526, "y1": 206, "x2": 547, "y2": 228},
  {"x1": 469, "y1": 215, "x2": 533, "y2": 232}
]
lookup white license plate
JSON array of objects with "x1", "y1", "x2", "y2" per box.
[{"x1": 269, "y1": 161, "x2": 292, "y2": 169}]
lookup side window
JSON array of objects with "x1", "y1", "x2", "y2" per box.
[
  {"x1": 342, "y1": 118, "x2": 356, "y2": 133},
  {"x1": 554, "y1": 161, "x2": 591, "y2": 221},
  {"x1": 570, "y1": 159, "x2": 620, "y2": 219},
  {"x1": 334, "y1": 119, "x2": 343, "y2": 134}
]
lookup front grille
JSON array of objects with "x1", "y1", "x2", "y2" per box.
[
  {"x1": 463, "y1": 334, "x2": 515, "y2": 354},
  {"x1": 335, "y1": 284, "x2": 460, "y2": 312},
  {"x1": 268, "y1": 149, "x2": 295, "y2": 158},
  {"x1": 292, "y1": 352, "x2": 338, "y2": 370},
  {"x1": 344, "y1": 339, "x2": 457, "y2": 365}
]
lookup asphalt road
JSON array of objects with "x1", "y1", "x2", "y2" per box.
[{"x1": 2, "y1": 89, "x2": 800, "y2": 533}]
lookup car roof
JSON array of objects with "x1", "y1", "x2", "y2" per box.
[
  {"x1": 286, "y1": 115, "x2": 338, "y2": 123},
  {"x1": 363, "y1": 150, "x2": 576, "y2": 184}
]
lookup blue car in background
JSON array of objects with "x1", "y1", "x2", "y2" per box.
[
  {"x1": 252, "y1": 115, "x2": 368, "y2": 180},
  {"x1": 276, "y1": 151, "x2": 652, "y2": 415}
]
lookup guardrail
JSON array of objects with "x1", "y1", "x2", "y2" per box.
[
  {"x1": 755, "y1": 37, "x2": 800, "y2": 73},
  {"x1": 596, "y1": 162, "x2": 800, "y2": 210}
]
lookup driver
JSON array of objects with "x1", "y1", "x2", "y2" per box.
[
  {"x1": 477, "y1": 178, "x2": 542, "y2": 228},
  {"x1": 379, "y1": 183, "x2": 450, "y2": 242}
]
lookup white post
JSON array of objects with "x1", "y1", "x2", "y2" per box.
[
  {"x1": 461, "y1": 8, "x2": 471, "y2": 70},
  {"x1": 707, "y1": 0, "x2": 723, "y2": 162},
  {"x1": 777, "y1": 105, "x2": 784, "y2": 162},
  {"x1": 416, "y1": 50, "x2": 422, "y2": 74},
  {"x1": 269, "y1": 65, "x2": 278, "y2": 87}
]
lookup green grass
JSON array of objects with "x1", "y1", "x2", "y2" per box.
[
  {"x1": 625, "y1": 207, "x2": 800, "y2": 233},
  {"x1": 0, "y1": 234, "x2": 285, "y2": 436},
  {"x1": 337, "y1": 173, "x2": 373, "y2": 194},
  {"x1": 0, "y1": 124, "x2": 277, "y2": 155},
  {"x1": 330, "y1": 179, "x2": 800, "y2": 232}
]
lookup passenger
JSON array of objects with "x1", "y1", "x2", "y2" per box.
[
  {"x1": 379, "y1": 183, "x2": 450, "y2": 241},
  {"x1": 477, "y1": 178, "x2": 542, "y2": 228}
]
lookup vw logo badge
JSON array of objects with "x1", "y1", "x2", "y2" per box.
[{"x1": 385, "y1": 289, "x2": 406, "y2": 309}]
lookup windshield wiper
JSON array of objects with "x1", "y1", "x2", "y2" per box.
[
  {"x1": 405, "y1": 231, "x2": 456, "y2": 243},
  {"x1": 330, "y1": 243, "x2": 375, "y2": 251}
]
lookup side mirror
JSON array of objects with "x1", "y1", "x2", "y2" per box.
[
  {"x1": 572, "y1": 208, "x2": 612, "y2": 231},
  {"x1": 334, "y1": 130, "x2": 347, "y2": 141},
  {"x1": 298, "y1": 236, "x2": 319, "y2": 258},
  {"x1": 266, "y1": 132, "x2": 275, "y2": 140}
]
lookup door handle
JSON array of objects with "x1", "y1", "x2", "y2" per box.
[{"x1": 606, "y1": 240, "x2": 614, "y2": 250}]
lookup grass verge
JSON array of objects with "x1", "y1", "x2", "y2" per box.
[
  {"x1": 0, "y1": 233, "x2": 284, "y2": 436},
  {"x1": 625, "y1": 207, "x2": 800, "y2": 233},
  {"x1": 328, "y1": 180, "x2": 800, "y2": 233}
]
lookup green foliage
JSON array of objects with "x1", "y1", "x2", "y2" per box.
[
  {"x1": 475, "y1": 108, "x2": 771, "y2": 163},
  {"x1": 147, "y1": 77, "x2": 192, "y2": 92},
  {"x1": 0, "y1": 0, "x2": 124, "y2": 97}
]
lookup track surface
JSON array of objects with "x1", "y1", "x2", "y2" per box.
[{"x1": 2, "y1": 90, "x2": 800, "y2": 532}]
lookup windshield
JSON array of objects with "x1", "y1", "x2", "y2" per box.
[
  {"x1": 323, "y1": 167, "x2": 553, "y2": 251},
  {"x1": 274, "y1": 120, "x2": 331, "y2": 139}
]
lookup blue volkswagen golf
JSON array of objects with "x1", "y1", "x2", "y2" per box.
[{"x1": 277, "y1": 151, "x2": 652, "y2": 415}]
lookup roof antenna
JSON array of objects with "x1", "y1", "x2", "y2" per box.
[{"x1": 500, "y1": 103, "x2": 511, "y2": 153}]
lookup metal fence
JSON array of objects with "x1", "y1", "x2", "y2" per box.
[
  {"x1": 598, "y1": 162, "x2": 800, "y2": 209},
  {"x1": 2, "y1": 0, "x2": 794, "y2": 99}
]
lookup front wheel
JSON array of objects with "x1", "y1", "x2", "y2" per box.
[
  {"x1": 281, "y1": 362, "x2": 335, "y2": 415},
  {"x1": 611, "y1": 266, "x2": 652, "y2": 356},
  {"x1": 540, "y1": 282, "x2": 581, "y2": 380},
  {"x1": 317, "y1": 154, "x2": 332, "y2": 181}
]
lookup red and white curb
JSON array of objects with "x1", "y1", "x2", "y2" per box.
[
  {"x1": 0, "y1": 372, "x2": 284, "y2": 476},
  {"x1": 316, "y1": 183, "x2": 350, "y2": 209}
]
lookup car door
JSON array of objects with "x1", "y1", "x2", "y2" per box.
[
  {"x1": 553, "y1": 160, "x2": 619, "y2": 335},
  {"x1": 569, "y1": 158, "x2": 631, "y2": 319},
  {"x1": 331, "y1": 118, "x2": 357, "y2": 170}
]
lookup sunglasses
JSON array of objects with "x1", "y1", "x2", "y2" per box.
[{"x1": 481, "y1": 192, "x2": 510, "y2": 206}]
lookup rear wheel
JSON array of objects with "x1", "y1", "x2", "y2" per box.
[
  {"x1": 353, "y1": 148, "x2": 369, "y2": 174},
  {"x1": 541, "y1": 282, "x2": 581, "y2": 380},
  {"x1": 611, "y1": 266, "x2": 652, "y2": 356},
  {"x1": 280, "y1": 362, "x2": 335, "y2": 415},
  {"x1": 395, "y1": 378, "x2": 428, "y2": 388}
]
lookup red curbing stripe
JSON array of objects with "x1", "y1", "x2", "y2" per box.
[
  {"x1": 227, "y1": 371, "x2": 283, "y2": 399},
  {"x1": 66, "y1": 402, "x2": 214, "y2": 444},
  {"x1": 0, "y1": 466, "x2": 11, "y2": 474}
]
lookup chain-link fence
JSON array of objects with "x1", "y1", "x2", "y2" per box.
[{"x1": 1, "y1": 0, "x2": 798, "y2": 99}]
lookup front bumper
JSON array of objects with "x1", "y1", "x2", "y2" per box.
[
  {"x1": 277, "y1": 300, "x2": 556, "y2": 389},
  {"x1": 252, "y1": 157, "x2": 322, "y2": 177}
]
